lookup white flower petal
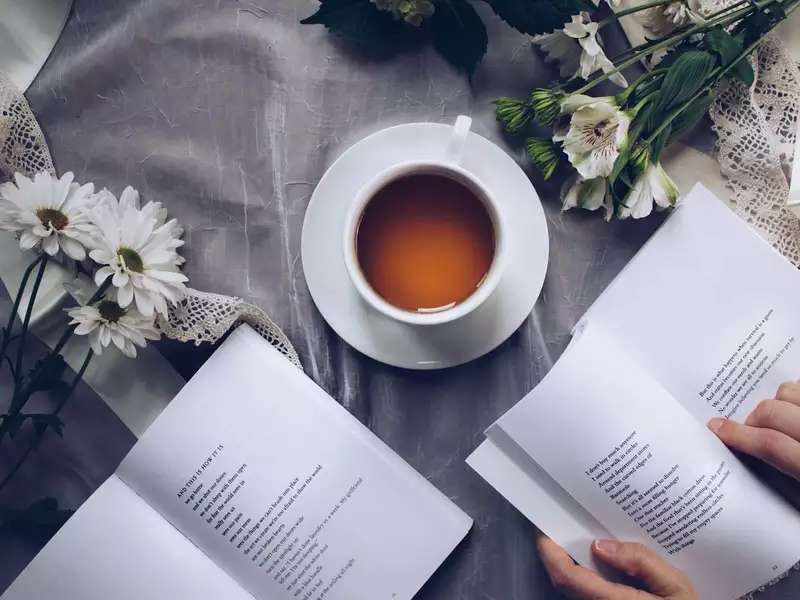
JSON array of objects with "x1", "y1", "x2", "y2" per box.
[
  {"x1": 117, "y1": 283, "x2": 134, "y2": 308},
  {"x1": 42, "y1": 234, "x2": 59, "y2": 256},
  {"x1": 19, "y1": 231, "x2": 39, "y2": 250},
  {"x1": 60, "y1": 236, "x2": 87, "y2": 260}
]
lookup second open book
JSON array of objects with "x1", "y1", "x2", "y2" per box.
[{"x1": 468, "y1": 184, "x2": 800, "y2": 600}]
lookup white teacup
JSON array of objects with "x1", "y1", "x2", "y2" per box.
[{"x1": 342, "y1": 116, "x2": 507, "y2": 326}]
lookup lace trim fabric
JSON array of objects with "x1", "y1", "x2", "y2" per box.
[
  {"x1": 0, "y1": 71, "x2": 300, "y2": 367},
  {"x1": 709, "y1": 33, "x2": 800, "y2": 267}
]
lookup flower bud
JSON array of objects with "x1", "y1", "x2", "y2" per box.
[
  {"x1": 526, "y1": 137, "x2": 561, "y2": 180},
  {"x1": 530, "y1": 88, "x2": 563, "y2": 128},
  {"x1": 494, "y1": 97, "x2": 534, "y2": 134}
]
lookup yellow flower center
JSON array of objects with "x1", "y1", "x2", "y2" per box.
[
  {"x1": 117, "y1": 247, "x2": 144, "y2": 273},
  {"x1": 36, "y1": 208, "x2": 69, "y2": 231}
]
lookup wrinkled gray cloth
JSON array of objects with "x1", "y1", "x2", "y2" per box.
[{"x1": 1, "y1": 0, "x2": 799, "y2": 597}]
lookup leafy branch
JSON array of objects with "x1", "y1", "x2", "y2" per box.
[{"x1": 301, "y1": 0, "x2": 591, "y2": 75}]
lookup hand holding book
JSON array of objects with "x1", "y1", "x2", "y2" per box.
[
  {"x1": 536, "y1": 379, "x2": 800, "y2": 600},
  {"x1": 708, "y1": 382, "x2": 800, "y2": 481}
]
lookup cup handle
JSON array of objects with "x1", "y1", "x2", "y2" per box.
[{"x1": 445, "y1": 115, "x2": 472, "y2": 166}]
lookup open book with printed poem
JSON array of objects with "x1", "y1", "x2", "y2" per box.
[
  {"x1": 3, "y1": 325, "x2": 472, "y2": 600},
  {"x1": 468, "y1": 184, "x2": 800, "y2": 600}
]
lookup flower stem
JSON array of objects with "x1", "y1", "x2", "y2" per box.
[
  {"x1": 13, "y1": 255, "x2": 49, "y2": 382},
  {"x1": 0, "y1": 254, "x2": 45, "y2": 361},
  {"x1": 0, "y1": 349, "x2": 93, "y2": 495},
  {"x1": 53, "y1": 349, "x2": 93, "y2": 417},
  {"x1": 571, "y1": 2, "x2": 754, "y2": 96}
]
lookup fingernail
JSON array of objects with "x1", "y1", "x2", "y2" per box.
[
  {"x1": 707, "y1": 417, "x2": 725, "y2": 433},
  {"x1": 593, "y1": 539, "x2": 619, "y2": 556}
]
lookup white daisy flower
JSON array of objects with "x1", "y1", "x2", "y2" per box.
[
  {"x1": 68, "y1": 294, "x2": 160, "y2": 358},
  {"x1": 561, "y1": 175, "x2": 614, "y2": 221},
  {"x1": 554, "y1": 98, "x2": 631, "y2": 180},
  {"x1": 618, "y1": 161, "x2": 680, "y2": 219},
  {"x1": 88, "y1": 186, "x2": 188, "y2": 318},
  {"x1": 0, "y1": 172, "x2": 96, "y2": 260}
]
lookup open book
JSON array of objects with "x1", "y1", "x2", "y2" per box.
[
  {"x1": 4, "y1": 325, "x2": 471, "y2": 600},
  {"x1": 467, "y1": 184, "x2": 800, "y2": 600}
]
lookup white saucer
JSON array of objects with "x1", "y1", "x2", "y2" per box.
[{"x1": 301, "y1": 122, "x2": 549, "y2": 370}]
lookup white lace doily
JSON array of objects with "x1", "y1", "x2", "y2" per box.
[{"x1": 0, "y1": 70, "x2": 300, "y2": 368}]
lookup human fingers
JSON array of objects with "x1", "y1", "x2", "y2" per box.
[
  {"x1": 536, "y1": 536, "x2": 647, "y2": 600},
  {"x1": 745, "y1": 399, "x2": 800, "y2": 441},
  {"x1": 708, "y1": 417, "x2": 800, "y2": 479},
  {"x1": 592, "y1": 540, "x2": 696, "y2": 598},
  {"x1": 775, "y1": 382, "x2": 800, "y2": 407}
]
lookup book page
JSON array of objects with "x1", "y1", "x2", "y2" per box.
[
  {"x1": 466, "y1": 433, "x2": 611, "y2": 569},
  {"x1": 495, "y1": 323, "x2": 800, "y2": 600},
  {"x1": 117, "y1": 325, "x2": 471, "y2": 600},
  {"x1": 586, "y1": 184, "x2": 800, "y2": 422},
  {"x1": 2, "y1": 476, "x2": 252, "y2": 600}
]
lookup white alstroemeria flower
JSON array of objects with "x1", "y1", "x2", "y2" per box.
[
  {"x1": 0, "y1": 172, "x2": 96, "y2": 260},
  {"x1": 554, "y1": 99, "x2": 631, "y2": 180},
  {"x1": 561, "y1": 175, "x2": 614, "y2": 221},
  {"x1": 562, "y1": 13, "x2": 628, "y2": 87},
  {"x1": 68, "y1": 293, "x2": 160, "y2": 358},
  {"x1": 532, "y1": 30, "x2": 581, "y2": 78},
  {"x1": 618, "y1": 162, "x2": 680, "y2": 219},
  {"x1": 88, "y1": 186, "x2": 187, "y2": 318},
  {"x1": 636, "y1": 0, "x2": 704, "y2": 36}
]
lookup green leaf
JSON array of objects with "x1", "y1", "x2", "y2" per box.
[
  {"x1": 4, "y1": 414, "x2": 24, "y2": 438},
  {"x1": 667, "y1": 93, "x2": 712, "y2": 144},
  {"x1": 430, "y1": 0, "x2": 488, "y2": 75},
  {"x1": 706, "y1": 27, "x2": 742, "y2": 65},
  {"x1": 650, "y1": 124, "x2": 671, "y2": 162},
  {"x1": 484, "y1": 0, "x2": 592, "y2": 35},
  {"x1": 705, "y1": 27, "x2": 753, "y2": 85},
  {"x1": 649, "y1": 50, "x2": 716, "y2": 127},
  {"x1": 0, "y1": 497, "x2": 73, "y2": 536},
  {"x1": 730, "y1": 60, "x2": 754, "y2": 86},
  {"x1": 301, "y1": 0, "x2": 409, "y2": 53},
  {"x1": 29, "y1": 414, "x2": 65, "y2": 437}
]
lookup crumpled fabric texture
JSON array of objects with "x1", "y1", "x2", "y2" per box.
[{"x1": 0, "y1": 71, "x2": 300, "y2": 368}]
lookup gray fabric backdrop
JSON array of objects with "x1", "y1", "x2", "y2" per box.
[{"x1": 1, "y1": 0, "x2": 799, "y2": 597}]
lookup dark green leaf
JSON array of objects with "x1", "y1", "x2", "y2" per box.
[
  {"x1": 25, "y1": 355, "x2": 68, "y2": 396},
  {"x1": 484, "y1": 0, "x2": 592, "y2": 35},
  {"x1": 431, "y1": 0, "x2": 488, "y2": 75},
  {"x1": 705, "y1": 27, "x2": 754, "y2": 85},
  {"x1": 649, "y1": 50, "x2": 716, "y2": 127},
  {"x1": 705, "y1": 27, "x2": 743, "y2": 66},
  {"x1": 730, "y1": 60, "x2": 754, "y2": 85},
  {"x1": 650, "y1": 124, "x2": 671, "y2": 162},
  {"x1": 4, "y1": 414, "x2": 24, "y2": 438},
  {"x1": 667, "y1": 93, "x2": 712, "y2": 143},
  {"x1": 29, "y1": 414, "x2": 65, "y2": 437},
  {"x1": 301, "y1": 0, "x2": 408, "y2": 53},
  {"x1": 0, "y1": 497, "x2": 73, "y2": 536}
]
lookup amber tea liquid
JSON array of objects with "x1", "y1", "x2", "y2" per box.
[{"x1": 355, "y1": 174, "x2": 496, "y2": 313}]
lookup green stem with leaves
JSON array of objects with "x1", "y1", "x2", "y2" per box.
[{"x1": 0, "y1": 348, "x2": 94, "y2": 495}]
